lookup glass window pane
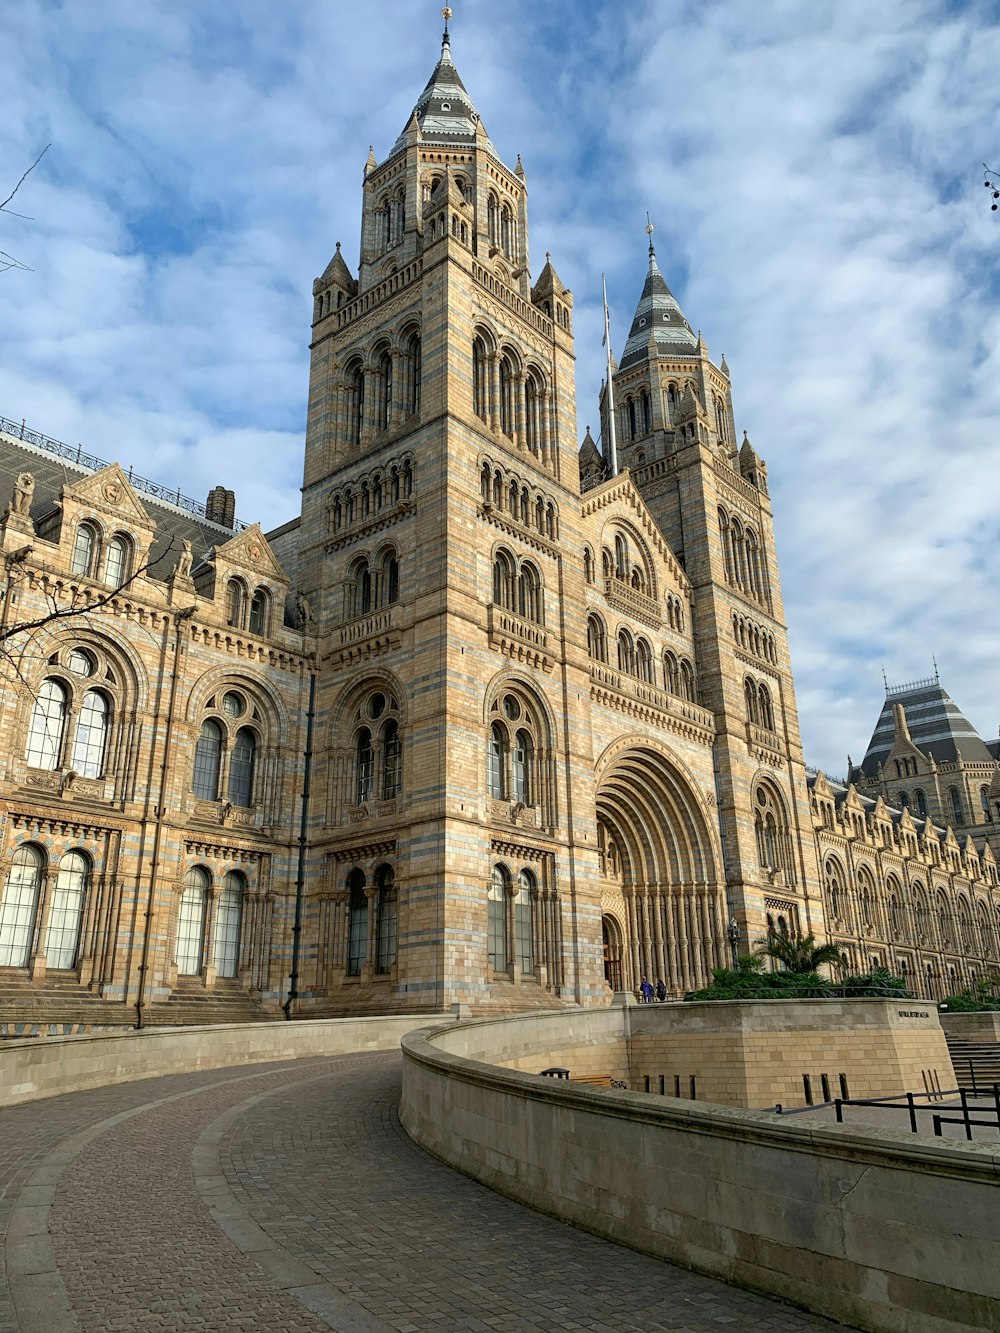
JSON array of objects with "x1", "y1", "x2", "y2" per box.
[
  {"x1": 515, "y1": 873, "x2": 534, "y2": 974},
  {"x1": 348, "y1": 877, "x2": 368, "y2": 976},
  {"x1": 104, "y1": 536, "x2": 128, "y2": 586},
  {"x1": 192, "y1": 720, "x2": 222, "y2": 800},
  {"x1": 25, "y1": 680, "x2": 67, "y2": 770},
  {"x1": 356, "y1": 730, "x2": 373, "y2": 804},
  {"x1": 248, "y1": 591, "x2": 267, "y2": 636},
  {"x1": 45, "y1": 851, "x2": 88, "y2": 969},
  {"x1": 177, "y1": 869, "x2": 208, "y2": 975},
  {"x1": 0, "y1": 846, "x2": 44, "y2": 968},
  {"x1": 376, "y1": 870, "x2": 397, "y2": 974},
  {"x1": 71, "y1": 526, "x2": 94, "y2": 576},
  {"x1": 228, "y1": 728, "x2": 256, "y2": 806},
  {"x1": 71, "y1": 690, "x2": 109, "y2": 779},
  {"x1": 214, "y1": 872, "x2": 243, "y2": 978},
  {"x1": 382, "y1": 722, "x2": 401, "y2": 799},
  {"x1": 488, "y1": 866, "x2": 508, "y2": 971}
]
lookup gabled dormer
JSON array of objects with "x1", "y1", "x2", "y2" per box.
[
  {"x1": 202, "y1": 525, "x2": 290, "y2": 640},
  {"x1": 59, "y1": 465, "x2": 158, "y2": 588}
]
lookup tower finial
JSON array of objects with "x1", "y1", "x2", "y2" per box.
[
  {"x1": 932, "y1": 654, "x2": 939, "y2": 682},
  {"x1": 882, "y1": 665, "x2": 889, "y2": 693},
  {"x1": 441, "y1": 6, "x2": 453, "y2": 44},
  {"x1": 645, "y1": 212, "x2": 655, "y2": 258}
]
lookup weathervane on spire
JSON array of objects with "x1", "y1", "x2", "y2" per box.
[
  {"x1": 645, "y1": 212, "x2": 655, "y2": 256},
  {"x1": 442, "y1": 7, "x2": 453, "y2": 35}
]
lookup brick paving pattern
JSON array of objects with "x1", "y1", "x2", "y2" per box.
[{"x1": 0, "y1": 1052, "x2": 854, "y2": 1332}]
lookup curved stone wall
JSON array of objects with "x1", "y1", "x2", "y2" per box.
[
  {"x1": 400, "y1": 1011, "x2": 1000, "y2": 1333},
  {"x1": 0, "y1": 1016, "x2": 451, "y2": 1108}
]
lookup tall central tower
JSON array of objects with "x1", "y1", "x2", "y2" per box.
[{"x1": 296, "y1": 22, "x2": 598, "y2": 1013}]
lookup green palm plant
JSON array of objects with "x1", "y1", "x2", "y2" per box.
[{"x1": 755, "y1": 927, "x2": 848, "y2": 975}]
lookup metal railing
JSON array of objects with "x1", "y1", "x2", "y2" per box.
[{"x1": 0, "y1": 413, "x2": 247, "y2": 531}]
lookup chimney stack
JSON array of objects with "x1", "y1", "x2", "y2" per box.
[{"x1": 206, "y1": 486, "x2": 236, "y2": 528}]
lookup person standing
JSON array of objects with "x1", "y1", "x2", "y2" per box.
[
  {"x1": 639, "y1": 977, "x2": 654, "y2": 1003},
  {"x1": 655, "y1": 978, "x2": 667, "y2": 1002}
]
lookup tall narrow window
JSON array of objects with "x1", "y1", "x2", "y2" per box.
[
  {"x1": 356, "y1": 728, "x2": 374, "y2": 804},
  {"x1": 473, "y1": 338, "x2": 489, "y2": 420},
  {"x1": 524, "y1": 376, "x2": 539, "y2": 454},
  {"x1": 25, "y1": 679, "x2": 68, "y2": 770},
  {"x1": 214, "y1": 870, "x2": 244, "y2": 978},
  {"x1": 512, "y1": 730, "x2": 532, "y2": 805},
  {"x1": 192, "y1": 719, "x2": 223, "y2": 800},
  {"x1": 347, "y1": 871, "x2": 368, "y2": 976},
  {"x1": 0, "y1": 844, "x2": 45, "y2": 968},
  {"x1": 375, "y1": 866, "x2": 397, "y2": 974},
  {"x1": 499, "y1": 357, "x2": 513, "y2": 436},
  {"x1": 950, "y1": 786, "x2": 964, "y2": 826},
  {"x1": 71, "y1": 524, "x2": 96, "y2": 577},
  {"x1": 176, "y1": 867, "x2": 209, "y2": 975},
  {"x1": 227, "y1": 581, "x2": 245, "y2": 629},
  {"x1": 248, "y1": 588, "x2": 268, "y2": 636},
  {"x1": 405, "y1": 332, "x2": 421, "y2": 415},
  {"x1": 488, "y1": 865, "x2": 509, "y2": 971},
  {"x1": 348, "y1": 363, "x2": 365, "y2": 445},
  {"x1": 71, "y1": 690, "x2": 109, "y2": 778},
  {"x1": 385, "y1": 556, "x2": 399, "y2": 605},
  {"x1": 377, "y1": 348, "x2": 392, "y2": 431},
  {"x1": 515, "y1": 870, "x2": 534, "y2": 974},
  {"x1": 382, "y1": 720, "x2": 402, "y2": 799},
  {"x1": 45, "y1": 850, "x2": 89, "y2": 970},
  {"x1": 104, "y1": 535, "x2": 129, "y2": 587},
  {"x1": 228, "y1": 727, "x2": 256, "y2": 806},
  {"x1": 488, "y1": 723, "x2": 506, "y2": 799}
]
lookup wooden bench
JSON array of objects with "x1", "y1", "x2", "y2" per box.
[{"x1": 569, "y1": 1074, "x2": 615, "y2": 1088}]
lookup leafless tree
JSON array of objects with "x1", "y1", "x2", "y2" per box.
[{"x1": 1, "y1": 144, "x2": 50, "y2": 274}]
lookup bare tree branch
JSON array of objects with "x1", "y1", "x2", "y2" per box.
[{"x1": 0, "y1": 144, "x2": 50, "y2": 214}]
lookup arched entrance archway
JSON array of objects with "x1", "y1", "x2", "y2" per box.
[{"x1": 596, "y1": 744, "x2": 723, "y2": 996}]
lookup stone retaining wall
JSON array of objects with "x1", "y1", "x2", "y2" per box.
[
  {"x1": 401, "y1": 1011, "x2": 1000, "y2": 1333},
  {"x1": 0, "y1": 1016, "x2": 451, "y2": 1107},
  {"x1": 940, "y1": 1011, "x2": 1000, "y2": 1042}
]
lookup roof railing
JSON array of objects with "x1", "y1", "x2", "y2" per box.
[
  {"x1": 885, "y1": 674, "x2": 939, "y2": 697},
  {"x1": 0, "y1": 413, "x2": 247, "y2": 532}
]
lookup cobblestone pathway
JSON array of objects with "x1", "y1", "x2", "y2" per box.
[{"x1": 0, "y1": 1051, "x2": 852, "y2": 1333}]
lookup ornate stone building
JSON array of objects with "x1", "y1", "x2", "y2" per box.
[{"x1": 0, "y1": 24, "x2": 997, "y2": 1025}]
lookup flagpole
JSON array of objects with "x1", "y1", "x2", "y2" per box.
[{"x1": 602, "y1": 274, "x2": 618, "y2": 478}]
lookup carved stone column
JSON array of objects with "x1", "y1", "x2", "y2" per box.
[{"x1": 489, "y1": 355, "x2": 501, "y2": 432}]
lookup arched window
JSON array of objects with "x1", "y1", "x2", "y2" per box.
[
  {"x1": 488, "y1": 723, "x2": 506, "y2": 799},
  {"x1": 517, "y1": 563, "x2": 541, "y2": 623},
  {"x1": 348, "y1": 362, "x2": 365, "y2": 446},
  {"x1": 214, "y1": 870, "x2": 244, "y2": 978},
  {"x1": 745, "y1": 677, "x2": 759, "y2": 726},
  {"x1": 641, "y1": 389, "x2": 651, "y2": 434},
  {"x1": 754, "y1": 783, "x2": 790, "y2": 880},
  {"x1": 825, "y1": 859, "x2": 845, "y2": 924},
  {"x1": 981, "y1": 785, "x2": 991, "y2": 819},
  {"x1": 0, "y1": 844, "x2": 45, "y2": 968},
  {"x1": 500, "y1": 204, "x2": 512, "y2": 256},
  {"x1": 473, "y1": 337, "x2": 489, "y2": 420},
  {"x1": 937, "y1": 892, "x2": 951, "y2": 947},
  {"x1": 354, "y1": 562, "x2": 372, "y2": 616},
  {"x1": 248, "y1": 588, "x2": 269, "y2": 637},
  {"x1": 177, "y1": 867, "x2": 209, "y2": 975},
  {"x1": 718, "y1": 509, "x2": 733, "y2": 583},
  {"x1": 45, "y1": 849, "x2": 90, "y2": 969},
  {"x1": 25, "y1": 679, "x2": 68, "y2": 770},
  {"x1": 663, "y1": 651, "x2": 679, "y2": 695},
  {"x1": 513, "y1": 729, "x2": 533, "y2": 804},
  {"x1": 375, "y1": 865, "x2": 397, "y2": 974},
  {"x1": 950, "y1": 786, "x2": 964, "y2": 826},
  {"x1": 636, "y1": 638, "x2": 653, "y2": 683},
  {"x1": 617, "y1": 629, "x2": 635, "y2": 675},
  {"x1": 70, "y1": 689, "x2": 109, "y2": 778},
  {"x1": 227, "y1": 580, "x2": 245, "y2": 629},
  {"x1": 587, "y1": 614, "x2": 607, "y2": 662},
  {"x1": 680, "y1": 659, "x2": 696, "y2": 702},
  {"x1": 499, "y1": 355, "x2": 514, "y2": 436},
  {"x1": 104, "y1": 534, "x2": 130, "y2": 587},
  {"x1": 487, "y1": 192, "x2": 498, "y2": 246},
  {"x1": 758, "y1": 683, "x2": 775, "y2": 732},
  {"x1": 382, "y1": 720, "x2": 402, "y2": 798},
  {"x1": 404, "y1": 330, "x2": 421, "y2": 415},
  {"x1": 228, "y1": 727, "x2": 257, "y2": 806},
  {"x1": 356, "y1": 727, "x2": 374, "y2": 804},
  {"x1": 492, "y1": 549, "x2": 515, "y2": 610},
  {"x1": 915, "y1": 788, "x2": 927, "y2": 819},
  {"x1": 71, "y1": 523, "x2": 97, "y2": 577},
  {"x1": 515, "y1": 870, "x2": 534, "y2": 974},
  {"x1": 857, "y1": 866, "x2": 875, "y2": 931},
  {"x1": 614, "y1": 534, "x2": 627, "y2": 580},
  {"x1": 524, "y1": 374, "x2": 540, "y2": 454},
  {"x1": 376, "y1": 347, "x2": 393, "y2": 431},
  {"x1": 488, "y1": 865, "x2": 509, "y2": 971},
  {"x1": 584, "y1": 547, "x2": 594, "y2": 583},
  {"x1": 192, "y1": 719, "x2": 223, "y2": 800},
  {"x1": 347, "y1": 869, "x2": 368, "y2": 976}
]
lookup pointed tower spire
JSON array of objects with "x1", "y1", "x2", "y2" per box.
[{"x1": 619, "y1": 226, "x2": 698, "y2": 370}]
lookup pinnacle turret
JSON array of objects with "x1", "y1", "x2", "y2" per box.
[
  {"x1": 388, "y1": 22, "x2": 497, "y2": 159},
  {"x1": 619, "y1": 240, "x2": 698, "y2": 370}
]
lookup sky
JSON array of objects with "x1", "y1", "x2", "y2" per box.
[{"x1": 1, "y1": 0, "x2": 999, "y2": 775}]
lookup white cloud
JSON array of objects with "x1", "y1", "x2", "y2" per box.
[{"x1": 1, "y1": 0, "x2": 999, "y2": 773}]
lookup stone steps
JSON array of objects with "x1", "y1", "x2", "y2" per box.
[{"x1": 945, "y1": 1037, "x2": 1000, "y2": 1091}]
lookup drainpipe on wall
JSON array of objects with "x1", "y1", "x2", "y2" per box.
[
  {"x1": 284, "y1": 669, "x2": 316, "y2": 1020},
  {"x1": 135, "y1": 605, "x2": 197, "y2": 1029}
]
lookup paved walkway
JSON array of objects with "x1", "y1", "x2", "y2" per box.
[{"x1": 0, "y1": 1052, "x2": 850, "y2": 1333}]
